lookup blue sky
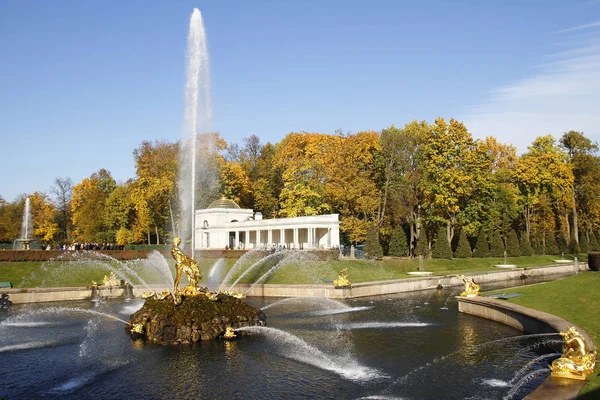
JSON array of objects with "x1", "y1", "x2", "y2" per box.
[{"x1": 1, "y1": 0, "x2": 599, "y2": 202}]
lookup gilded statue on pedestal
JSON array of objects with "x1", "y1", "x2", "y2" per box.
[
  {"x1": 550, "y1": 326, "x2": 597, "y2": 380},
  {"x1": 333, "y1": 268, "x2": 351, "y2": 288},
  {"x1": 457, "y1": 274, "x2": 479, "y2": 297},
  {"x1": 172, "y1": 237, "x2": 202, "y2": 295}
]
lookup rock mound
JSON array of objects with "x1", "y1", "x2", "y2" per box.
[{"x1": 127, "y1": 294, "x2": 266, "y2": 345}]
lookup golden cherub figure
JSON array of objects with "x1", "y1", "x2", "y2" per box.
[{"x1": 171, "y1": 237, "x2": 202, "y2": 294}]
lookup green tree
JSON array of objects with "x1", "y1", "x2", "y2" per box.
[
  {"x1": 519, "y1": 232, "x2": 534, "y2": 256},
  {"x1": 569, "y1": 231, "x2": 581, "y2": 254},
  {"x1": 473, "y1": 229, "x2": 490, "y2": 258},
  {"x1": 364, "y1": 224, "x2": 383, "y2": 259},
  {"x1": 532, "y1": 230, "x2": 545, "y2": 255},
  {"x1": 431, "y1": 226, "x2": 452, "y2": 259},
  {"x1": 505, "y1": 230, "x2": 521, "y2": 257},
  {"x1": 588, "y1": 231, "x2": 600, "y2": 251},
  {"x1": 578, "y1": 233, "x2": 589, "y2": 253},
  {"x1": 545, "y1": 232, "x2": 560, "y2": 255},
  {"x1": 453, "y1": 230, "x2": 472, "y2": 258},
  {"x1": 388, "y1": 225, "x2": 409, "y2": 257},
  {"x1": 489, "y1": 231, "x2": 504, "y2": 257},
  {"x1": 414, "y1": 233, "x2": 427, "y2": 257},
  {"x1": 557, "y1": 232, "x2": 569, "y2": 253}
]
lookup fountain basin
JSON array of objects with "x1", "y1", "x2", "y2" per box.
[{"x1": 406, "y1": 271, "x2": 434, "y2": 276}]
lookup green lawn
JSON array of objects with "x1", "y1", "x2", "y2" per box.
[
  {"x1": 489, "y1": 272, "x2": 600, "y2": 397},
  {"x1": 0, "y1": 254, "x2": 582, "y2": 288}
]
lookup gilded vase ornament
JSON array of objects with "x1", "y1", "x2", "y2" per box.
[
  {"x1": 333, "y1": 268, "x2": 351, "y2": 288},
  {"x1": 550, "y1": 326, "x2": 597, "y2": 380},
  {"x1": 171, "y1": 237, "x2": 202, "y2": 296},
  {"x1": 457, "y1": 275, "x2": 480, "y2": 297}
]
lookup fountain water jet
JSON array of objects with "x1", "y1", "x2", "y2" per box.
[
  {"x1": 14, "y1": 197, "x2": 35, "y2": 249},
  {"x1": 179, "y1": 8, "x2": 213, "y2": 256}
]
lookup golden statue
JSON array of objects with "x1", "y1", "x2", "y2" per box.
[
  {"x1": 172, "y1": 237, "x2": 202, "y2": 295},
  {"x1": 550, "y1": 326, "x2": 597, "y2": 380},
  {"x1": 223, "y1": 326, "x2": 237, "y2": 340},
  {"x1": 333, "y1": 268, "x2": 351, "y2": 288},
  {"x1": 103, "y1": 272, "x2": 121, "y2": 287},
  {"x1": 457, "y1": 275, "x2": 479, "y2": 297}
]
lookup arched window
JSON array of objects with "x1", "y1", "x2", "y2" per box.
[{"x1": 203, "y1": 220, "x2": 209, "y2": 228}]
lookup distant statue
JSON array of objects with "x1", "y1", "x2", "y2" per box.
[
  {"x1": 457, "y1": 275, "x2": 479, "y2": 297},
  {"x1": 333, "y1": 268, "x2": 351, "y2": 288},
  {"x1": 172, "y1": 237, "x2": 202, "y2": 295},
  {"x1": 551, "y1": 326, "x2": 597, "y2": 380}
]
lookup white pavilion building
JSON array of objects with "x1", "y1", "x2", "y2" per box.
[{"x1": 195, "y1": 198, "x2": 340, "y2": 250}]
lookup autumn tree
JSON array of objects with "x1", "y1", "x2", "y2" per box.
[
  {"x1": 50, "y1": 177, "x2": 73, "y2": 241},
  {"x1": 560, "y1": 131, "x2": 600, "y2": 246},
  {"x1": 131, "y1": 140, "x2": 178, "y2": 244},
  {"x1": 377, "y1": 121, "x2": 428, "y2": 256},
  {"x1": 71, "y1": 169, "x2": 116, "y2": 242},
  {"x1": 513, "y1": 136, "x2": 574, "y2": 240},
  {"x1": 420, "y1": 118, "x2": 493, "y2": 245}
]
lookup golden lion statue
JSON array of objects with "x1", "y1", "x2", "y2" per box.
[{"x1": 457, "y1": 274, "x2": 480, "y2": 297}]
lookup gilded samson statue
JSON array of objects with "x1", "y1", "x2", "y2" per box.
[
  {"x1": 550, "y1": 326, "x2": 597, "y2": 380},
  {"x1": 172, "y1": 237, "x2": 202, "y2": 295}
]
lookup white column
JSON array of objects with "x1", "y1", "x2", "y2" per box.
[
  {"x1": 280, "y1": 229, "x2": 284, "y2": 246},
  {"x1": 268, "y1": 230, "x2": 273, "y2": 246},
  {"x1": 245, "y1": 230, "x2": 249, "y2": 249},
  {"x1": 257, "y1": 230, "x2": 261, "y2": 247},
  {"x1": 235, "y1": 231, "x2": 239, "y2": 250},
  {"x1": 308, "y1": 228, "x2": 313, "y2": 249},
  {"x1": 293, "y1": 228, "x2": 298, "y2": 249},
  {"x1": 327, "y1": 228, "x2": 331, "y2": 248}
]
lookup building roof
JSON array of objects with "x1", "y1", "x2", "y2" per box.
[{"x1": 207, "y1": 198, "x2": 241, "y2": 209}]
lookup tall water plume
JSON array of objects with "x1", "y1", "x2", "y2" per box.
[
  {"x1": 20, "y1": 197, "x2": 32, "y2": 241},
  {"x1": 179, "y1": 8, "x2": 214, "y2": 253}
]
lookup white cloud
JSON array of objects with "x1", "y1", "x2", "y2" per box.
[{"x1": 463, "y1": 27, "x2": 600, "y2": 153}]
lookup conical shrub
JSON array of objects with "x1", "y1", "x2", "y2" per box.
[
  {"x1": 532, "y1": 230, "x2": 545, "y2": 255},
  {"x1": 489, "y1": 231, "x2": 505, "y2": 257},
  {"x1": 432, "y1": 226, "x2": 452, "y2": 259},
  {"x1": 414, "y1": 234, "x2": 427, "y2": 258},
  {"x1": 519, "y1": 232, "x2": 534, "y2": 256},
  {"x1": 579, "y1": 233, "x2": 589, "y2": 253},
  {"x1": 557, "y1": 232, "x2": 569, "y2": 253},
  {"x1": 505, "y1": 230, "x2": 521, "y2": 257},
  {"x1": 545, "y1": 232, "x2": 560, "y2": 255},
  {"x1": 473, "y1": 229, "x2": 490, "y2": 258},
  {"x1": 364, "y1": 225, "x2": 383, "y2": 259},
  {"x1": 589, "y1": 231, "x2": 600, "y2": 252},
  {"x1": 388, "y1": 226, "x2": 409, "y2": 257},
  {"x1": 453, "y1": 230, "x2": 472, "y2": 258},
  {"x1": 568, "y1": 231, "x2": 581, "y2": 254}
]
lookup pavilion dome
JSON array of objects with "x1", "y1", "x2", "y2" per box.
[{"x1": 207, "y1": 198, "x2": 241, "y2": 209}]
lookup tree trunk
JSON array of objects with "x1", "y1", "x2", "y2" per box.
[
  {"x1": 155, "y1": 225, "x2": 160, "y2": 245},
  {"x1": 147, "y1": 228, "x2": 151, "y2": 245},
  {"x1": 565, "y1": 212, "x2": 571, "y2": 242}
]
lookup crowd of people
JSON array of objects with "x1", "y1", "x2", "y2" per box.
[{"x1": 54, "y1": 243, "x2": 125, "y2": 251}]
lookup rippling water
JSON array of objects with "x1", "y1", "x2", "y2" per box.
[{"x1": 0, "y1": 277, "x2": 563, "y2": 399}]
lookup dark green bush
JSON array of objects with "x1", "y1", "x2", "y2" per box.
[
  {"x1": 545, "y1": 232, "x2": 560, "y2": 255},
  {"x1": 489, "y1": 231, "x2": 505, "y2": 257},
  {"x1": 532, "y1": 230, "x2": 545, "y2": 255},
  {"x1": 388, "y1": 226, "x2": 409, "y2": 257},
  {"x1": 588, "y1": 252, "x2": 600, "y2": 271},
  {"x1": 432, "y1": 226, "x2": 452, "y2": 259},
  {"x1": 414, "y1": 234, "x2": 427, "y2": 258},
  {"x1": 453, "y1": 230, "x2": 472, "y2": 258},
  {"x1": 519, "y1": 232, "x2": 534, "y2": 256},
  {"x1": 364, "y1": 225, "x2": 383, "y2": 259},
  {"x1": 473, "y1": 229, "x2": 490, "y2": 258},
  {"x1": 505, "y1": 230, "x2": 521, "y2": 257},
  {"x1": 578, "y1": 233, "x2": 589, "y2": 253}
]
